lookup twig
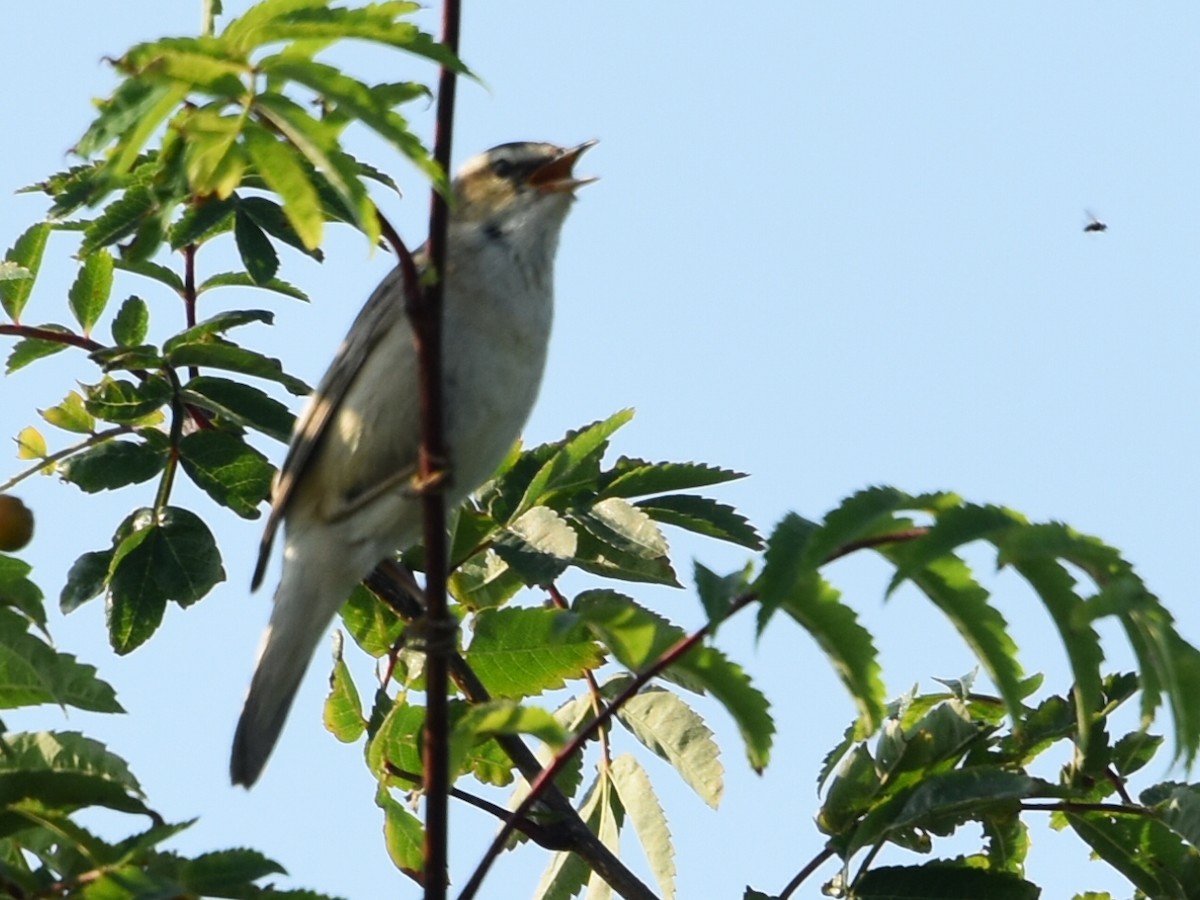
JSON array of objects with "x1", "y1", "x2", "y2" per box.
[
  {"x1": 0, "y1": 324, "x2": 103, "y2": 353},
  {"x1": 779, "y1": 846, "x2": 836, "y2": 899},
  {"x1": 1, "y1": 426, "x2": 133, "y2": 492},
  {"x1": 415, "y1": 1, "x2": 462, "y2": 896}
]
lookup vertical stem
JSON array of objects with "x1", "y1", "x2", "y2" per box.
[
  {"x1": 417, "y1": 2, "x2": 461, "y2": 897},
  {"x1": 183, "y1": 244, "x2": 199, "y2": 381}
]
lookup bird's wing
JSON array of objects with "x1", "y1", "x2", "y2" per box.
[{"x1": 251, "y1": 265, "x2": 407, "y2": 590}]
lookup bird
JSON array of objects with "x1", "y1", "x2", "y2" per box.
[
  {"x1": 1083, "y1": 211, "x2": 1108, "y2": 233},
  {"x1": 230, "y1": 140, "x2": 597, "y2": 787}
]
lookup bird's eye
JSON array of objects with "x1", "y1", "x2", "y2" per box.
[{"x1": 490, "y1": 157, "x2": 516, "y2": 179}]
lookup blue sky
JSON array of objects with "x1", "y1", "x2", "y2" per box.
[{"x1": 3, "y1": 3, "x2": 1199, "y2": 898}]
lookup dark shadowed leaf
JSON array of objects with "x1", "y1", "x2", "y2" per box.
[
  {"x1": 233, "y1": 208, "x2": 279, "y2": 285},
  {"x1": 111, "y1": 296, "x2": 150, "y2": 347},
  {"x1": 179, "y1": 430, "x2": 273, "y2": 518},
  {"x1": 60, "y1": 439, "x2": 167, "y2": 493},
  {"x1": 107, "y1": 507, "x2": 224, "y2": 653}
]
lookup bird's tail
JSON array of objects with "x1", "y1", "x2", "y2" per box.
[{"x1": 230, "y1": 557, "x2": 352, "y2": 787}]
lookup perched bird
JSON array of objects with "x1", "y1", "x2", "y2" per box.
[{"x1": 231, "y1": 140, "x2": 596, "y2": 787}]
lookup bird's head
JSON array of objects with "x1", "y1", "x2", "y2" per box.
[{"x1": 452, "y1": 140, "x2": 598, "y2": 232}]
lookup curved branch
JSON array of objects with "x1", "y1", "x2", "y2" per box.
[{"x1": 1, "y1": 426, "x2": 133, "y2": 492}]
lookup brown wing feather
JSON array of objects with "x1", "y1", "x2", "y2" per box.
[{"x1": 251, "y1": 265, "x2": 408, "y2": 590}]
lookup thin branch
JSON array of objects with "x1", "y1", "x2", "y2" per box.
[
  {"x1": 416, "y1": 1, "x2": 462, "y2": 896},
  {"x1": 778, "y1": 846, "x2": 836, "y2": 900},
  {"x1": 1, "y1": 426, "x2": 133, "y2": 492},
  {"x1": 0, "y1": 324, "x2": 103, "y2": 353},
  {"x1": 386, "y1": 764, "x2": 567, "y2": 848},
  {"x1": 182, "y1": 244, "x2": 199, "y2": 381},
  {"x1": 823, "y1": 527, "x2": 928, "y2": 564},
  {"x1": 153, "y1": 366, "x2": 185, "y2": 513}
]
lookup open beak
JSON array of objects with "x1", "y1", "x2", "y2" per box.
[{"x1": 529, "y1": 140, "x2": 599, "y2": 194}]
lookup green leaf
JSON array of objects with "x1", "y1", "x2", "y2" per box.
[
  {"x1": 0, "y1": 223, "x2": 51, "y2": 321},
  {"x1": 228, "y1": 2, "x2": 462, "y2": 74},
  {"x1": 608, "y1": 680, "x2": 723, "y2": 809},
  {"x1": 636, "y1": 493, "x2": 761, "y2": 549},
  {"x1": 242, "y1": 122, "x2": 324, "y2": 250},
  {"x1": 513, "y1": 409, "x2": 633, "y2": 518},
  {"x1": 67, "y1": 250, "x2": 114, "y2": 336},
  {"x1": 324, "y1": 633, "x2": 364, "y2": 742},
  {"x1": 238, "y1": 194, "x2": 324, "y2": 260},
  {"x1": 600, "y1": 458, "x2": 746, "y2": 499},
  {"x1": 60, "y1": 439, "x2": 167, "y2": 493},
  {"x1": 447, "y1": 550, "x2": 525, "y2": 611},
  {"x1": 889, "y1": 551, "x2": 1026, "y2": 734},
  {"x1": 257, "y1": 57, "x2": 430, "y2": 179},
  {"x1": 60, "y1": 549, "x2": 114, "y2": 613},
  {"x1": 378, "y1": 788, "x2": 424, "y2": 877},
  {"x1": 757, "y1": 511, "x2": 819, "y2": 623},
  {"x1": 168, "y1": 195, "x2": 237, "y2": 249},
  {"x1": 197, "y1": 270, "x2": 310, "y2": 301},
  {"x1": 233, "y1": 208, "x2": 280, "y2": 285},
  {"x1": 166, "y1": 341, "x2": 309, "y2": 394},
  {"x1": 112, "y1": 257, "x2": 185, "y2": 293},
  {"x1": 106, "y1": 507, "x2": 225, "y2": 653},
  {"x1": 74, "y1": 79, "x2": 172, "y2": 159},
  {"x1": 1005, "y1": 555, "x2": 1104, "y2": 753},
  {"x1": 1066, "y1": 811, "x2": 1189, "y2": 899},
  {"x1": 0, "y1": 610, "x2": 122, "y2": 712},
  {"x1": 162, "y1": 308, "x2": 274, "y2": 353},
  {"x1": 111, "y1": 296, "x2": 149, "y2": 347},
  {"x1": 491, "y1": 506, "x2": 577, "y2": 587},
  {"x1": 0, "y1": 731, "x2": 150, "y2": 821},
  {"x1": 84, "y1": 376, "x2": 171, "y2": 424},
  {"x1": 574, "y1": 590, "x2": 773, "y2": 771},
  {"x1": 120, "y1": 38, "x2": 248, "y2": 97},
  {"x1": 252, "y1": 92, "x2": 379, "y2": 245},
  {"x1": 448, "y1": 700, "x2": 566, "y2": 779},
  {"x1": 102, "y1": 84, "x2": 192, "y2": 188},
  {"x1": 538, "y1": 772, "x2": 622, "y2": 899},
  {"x1": 180, "y1": 849, "x2": 286, "y2": 895},
  {"x1": 803, "y1": 486, "x2": 926, "y2": 568},
  {"x1": 576, "y1": 497, "x2": 669, "y2": 560},
  {"x1": 179, "y1": 430, "x2": 273, "y2": 518},
  {"x1": 0, "y1": 556, "x2": 46, "y2": 628},
  {"x1": 79, "y1": 187, "x2": 156, "y2": 257},
  {"x1": 6, "y1": 326, "x2": 71, "y2": 374},
  {"x1": 39, "y1": 390, "x2": 95, "y2": 434},
  {"x1": 89, "y1": 343, "x2": 164, "y2": 373},
  {"x1": 464, "y1": 607, "x2": 604, "y2": 699},
  {"x1": 339, "y1": 584, "x2": 404, "y2": 658},
  {"x1": 852, "y1": 865, "x2": 1041, "y2": 900},
  {"x1": 767, "y1": 569, "x2": 886, "y2": 740},
  {"x1": 367, "y1": 697, "x2": 424, "y2": 777},
  {"x1": 609, "y1": 754, "x2": 677, "y2": 900},
  {"x1": 15, "y1": 425, "x2": 48, "y2": 461},
  {"x1": 693, "y1": 561, "x2": 753, "y2": 626},
  {"x1": 182, "y1": 374, "x2": 295, "y2": 443},
  {"x1": 848, "y1": 767, "x2": 1055, "y2": 858},
  {"x1": 181, "y1": 109, "x2": 247, "y2": 196},
  {"x1": 571, "y1": 525, "x2": 680, "y2": 587}
]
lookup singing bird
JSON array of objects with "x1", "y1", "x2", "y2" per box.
[{"x1": 231, "y1": 141, "x2": 597, "y2": 786}]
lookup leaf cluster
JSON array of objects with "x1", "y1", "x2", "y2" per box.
[{"x1": 0, "y1": 555, "x2": 336, "y2": 899}]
